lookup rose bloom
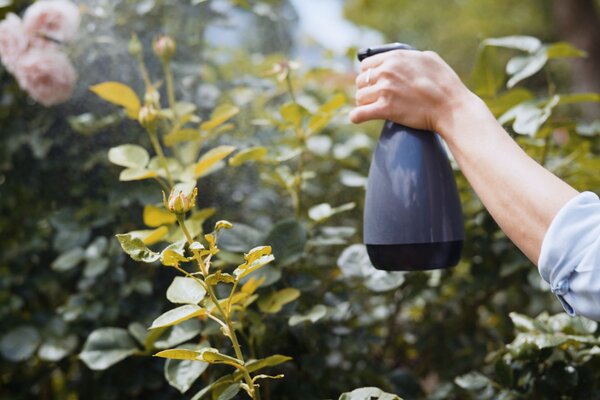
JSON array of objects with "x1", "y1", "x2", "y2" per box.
[
  {"x1": 0, "y1": 13, "x2": 29, "y2": 74},
  {"x1": 15, "y1": 48, "x2": 77, "y2": 106},
  {"x1": 23, "y1": 0, "x2": 80, "y2": 45}
]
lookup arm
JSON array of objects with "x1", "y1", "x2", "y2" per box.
[{"x1": 349, "y1": 49, "x2": 579, "y2": 265}]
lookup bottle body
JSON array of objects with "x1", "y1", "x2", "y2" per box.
[{"x1": 363, "y1": 121, "x2": 464, "y2": 271}]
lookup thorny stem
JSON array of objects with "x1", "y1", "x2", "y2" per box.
[
  {"x1": 175, "y1": 218, "x2": 259, "y2": 399},
  {"x1": 147, "y1": 127, "x2": 174, "y2": 187}
]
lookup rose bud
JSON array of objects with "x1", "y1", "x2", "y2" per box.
[{"x1": 153, "y1": 35, "x2": 176, "y2": 61}]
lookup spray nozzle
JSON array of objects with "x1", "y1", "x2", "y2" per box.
[{"x1": 357, "y1": 43, "x2": 415, "y2": 61}]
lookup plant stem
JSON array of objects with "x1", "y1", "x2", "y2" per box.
[
  {"x1": 176, "y1": 218, "x2": 259, "y2": 399},
  {"x1": 163, "y1": 60, "x2": 178, "y2": 121},
  {"x1": 285, "y1": 72, "x2": 297, "y2": 105},
  {"x1": 147, "y1": 127, "x2": 174, "y2": 187}
]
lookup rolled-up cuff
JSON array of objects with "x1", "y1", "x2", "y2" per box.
[{"x1": 538, "y1": 191, "x2": 600, "y2": 320}]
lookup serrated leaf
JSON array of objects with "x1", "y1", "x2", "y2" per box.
[
  {"x1": 144, "y1": 205, "x2": 177, "y2": 227},
  {"x1": 79, "y1": 328, "x2": 138, "y2": 370},
  {"x1": 150, "y1": 304, "x2": 207, "y2": 329},
  {"x1": 194, "y1": 145, "x2": 236, "y2": 178},
  {"x1": 90, "y1": 82, "x2": 141, "y2": 118},
  {"x1": 167, "y1": 277, "x2": 206, "y2": 304},
  {"x1": 200, "y1": 104, "x2": 240, "y2": 132},
  {"x1": 116, "y1": 233, "x2": 161, "y2": 263},
  {"x1": 108, "y1": 144, "x2": 149, "y2": 169},
  {"x1": 228, "y1": 146, "x2": 268, "y2": 167},
  {"x1": 257, "y1": 288, "x2": 300, "y2": 314}
]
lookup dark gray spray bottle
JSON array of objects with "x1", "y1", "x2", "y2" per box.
[{"x1": 359, "y1": 43, "x2": 464, "y2": 271}]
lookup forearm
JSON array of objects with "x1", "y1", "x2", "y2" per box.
[{"x1": 439, "y1": 92, "x2": 579, "y2": 264}]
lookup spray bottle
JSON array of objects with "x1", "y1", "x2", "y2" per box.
[{"x1": 358, "y1": 43, "x2": 464, "y2": 271}]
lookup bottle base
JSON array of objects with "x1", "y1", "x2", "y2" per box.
[{"x1": 366, "y1": 241, "x2": 463, "y2": 271}]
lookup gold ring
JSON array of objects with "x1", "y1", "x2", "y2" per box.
[{"x1": 366, "y1": 68, "x2": 372, "y2": 85}]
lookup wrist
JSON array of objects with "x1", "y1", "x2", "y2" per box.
[{"x1": 434, "y1": 89, "x2": 492, "y2": 144}]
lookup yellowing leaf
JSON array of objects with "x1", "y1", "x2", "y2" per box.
[
  {"x1": 280, "y1": 103, "x2": 307, "y2": 128},
  {"x1": 200, "y1": 348, "x2": 244, "y2": 369},
  {"x1": 194, "y1": 145, "x2": 236, "y2": 178},
  {"x1": 257, "y1": 288, "x2": 300, "y2": 314},
  {"x1": 164, "y1": 128, "x2": 201, "y2": 147},
  {"x1": 319, "y1": 93, "x2": 346, "y2": 113},
  {"x1": 306, "y1": 113, "x2": 333, "y2": 136},
  {"x1": 161, "y1": 249, "x2": 191, "y2": 267},
  {"x1": 90, "y1": 82, "x2": 141, "y2": 119},
  {"x1": 154, "y1": 349, "x2": 201, "y2": 360},
  {"x1": 241, "y1": 276, "x2": 266, "y2": 295},
  {"x1": 200, "y1": 104, "x2": 240, "y2": 132},
  {"x1": 143, "y1": 205, "x2": 177, "y2": 227},
  {"x1": 142, "y1": 226, "x2": 169, "y2": 245},
  {"x1": 228, "y1": 146, "x2": 268, "y2": 167}
]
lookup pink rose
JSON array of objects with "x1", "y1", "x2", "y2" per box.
[
  {"x1": 15, "y1": 48, "x2": 77, "y2": 106},
  {"x1": 0, "y1": 13, "x2": 29, "y2": 74},
  {"x1": 23, "y1": 0, "x2": 80, "y2": 45}
]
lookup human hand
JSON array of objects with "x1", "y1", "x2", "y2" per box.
[{"x1": 349, "y1": 49, "x2": 474, "y2": 135}]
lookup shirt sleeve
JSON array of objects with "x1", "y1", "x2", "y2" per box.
[{"x1": 538, "y1": 191, "x2": 600, "y2": 321}]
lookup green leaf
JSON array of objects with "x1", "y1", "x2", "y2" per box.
[
  {"x1": 280, "y1": 102, "x2": 307, "y2": 128},
  {"x1": 506, "y1": 51, "x2": 547, "y2": 88},
  {"x1": 108, "y1": 144, "x2": 149, "y2": 169},
  {"x1": 119, "y1": 168, "x2": 158, "y2": 181},
  {"x1": 257, "y1": 288, "x2": 301, "y2": 314},
  {"x1": 155, "y1": 348, "x2": 201, "y2": 360},
  {"x1": 164, "y1": 343, "x2": 209, "y2": 393},
  {"x1": 194, "y1": 145, "x2": 236, "y2": 178},
  {"x1": 483, "y1": 35, "x2": 542, "y2": 53},
  {"x1": 164, "y1": 128, "x2": 201, "y2": 147},
  {"x1": 166, "y1": 277, "x2": 206, "y2": 305},
  {"x1": 201, "y1": 348, "x2": 244, "y2": 369},
  {"x1": 337, "y1": 244, "x2": 405, "y2": 292},
  {"x1": 144, "y1": 205, "x2": 177, "y2": 227},
  {"x1": 233, "y1": 254, "x2": 275, "y2": 280},
  {"x1": 289, "y1": 305, "x2": 327, "y2": 326},
  {"x1": 37, "y1": 335, "x2": 78, "y2": 362},
  {"x1": 0, "y1": 326, "x2": 41, "y2": 362},
  {"x1": 51, "y1": 247, "x2": 85, "y2": 271},
  {"x1": 216, "y1": 383, "x2": 240, "y2": 400},
  {"x1": 200, "y1": 104, "x2": 240, "y2": 132},
  {"x1": 308, "y1": 202, "x2": 356, "y2": 222},
  {"x1": 455, "y1": 372, "x2": 492, "y2": 391},
  {"x1": 265, "y1": 219, "x2": 307, "y2": 267},
  {"x1": 471, "y1": 45, "x2": 505, "y2": 98},
  {"x1": 228, "y1": 146, "x2": 268, "y2": 167},
  {"x1": 90, "y1": 82, "x2": 141, "y2": 118},
  {"x1": 150, "y1": 304, "x2": 207, "y2": 329},
  {"x1": 499, "y1": 96, "x2": 559, "y2": 136},
  {"x1": 557, "y1": 93, "x2": 600, "y2": 105},
  {"x1": 126, "y1": 227, "x2": 169, "y2": 246},
  {"x1": 154, "y1": 319, "x2": 202, "y2": 349},
  {"x1": 190, "y1": 375, "x2": 236, "y2": 400},
  {"x1": 339, "y1": 387, "x2": 402, "y2": 400},
  {"x1": 245, "y1": 354, "x2": 292, "y2": 374},
  {"x1": 79, "y1": 328, "x2": 138, "y2": 370},
  {"x1": 494, "y1": 359, "x2": 513, "y2": 388},
  {"x1": 115, "y1": 233, "x2": 161, "y2": 263},
  {"x1": 319, "y1": 93, "x2": 346, "y2": 113},
  {"x1": 546, "y1": 42, "x2": 586, "y2": 59},
  {"x1": 486, "y1": 88, "x2": 534, "y2": 117},
  {"x1": 217, "y1": 223, "x2": 264, "y2": 252}
]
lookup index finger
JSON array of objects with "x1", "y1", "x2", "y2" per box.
[{"x1": 359, "y1": 49, "x2": 411, "y2": 72}]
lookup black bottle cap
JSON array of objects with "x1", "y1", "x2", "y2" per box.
[{"x1": 357, "y1": 43, "x2": 415, "y2": 61}]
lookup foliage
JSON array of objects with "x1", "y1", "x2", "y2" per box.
[{"x1": 1, "y1": 1, "x2": 599, "y2": 400}]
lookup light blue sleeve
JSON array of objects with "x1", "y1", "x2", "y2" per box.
[{"x1": 538, "y1": 191, "x2": 600, "y2": 321}]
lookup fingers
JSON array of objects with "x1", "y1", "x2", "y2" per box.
[
  {"x1": 355, "y1": 83, "x2": 380, "y2": 106},
  {"x1": 355, "y1": 68, "x2": 379, "y2": 90},
  {"x1": 349, "y1": 98, "x2": 388, "y2": 124}
]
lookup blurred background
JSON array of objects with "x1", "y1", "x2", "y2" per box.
[{"x1": 1, "y1": 0, "x2": 599, "y2": 399}]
